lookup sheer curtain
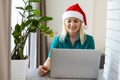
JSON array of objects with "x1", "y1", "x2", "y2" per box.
[
  {"x1": 0, "y1": 0, "x2": 11, "y2": 80},
  {"x1": 36, "y1": 0, "x2": 48, "y2": 67}
]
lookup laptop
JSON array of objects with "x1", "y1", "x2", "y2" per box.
[{"x1": 50, "y1": 49, "x2": 101, "y2": 79}]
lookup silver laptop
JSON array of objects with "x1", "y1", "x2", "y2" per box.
[{"x1": 50, "y1": 49, "x2": 101, "y2": 79}]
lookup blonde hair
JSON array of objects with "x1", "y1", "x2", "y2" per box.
[{"x1": 59, "y1": 22, "x2": 86, "y2": 45}]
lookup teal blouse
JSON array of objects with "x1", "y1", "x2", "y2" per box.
[{"x1": 48, "y1": 34, "x2": 95, "y2": 57}]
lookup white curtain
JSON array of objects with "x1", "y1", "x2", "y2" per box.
[{"x1": 0, "y1": 0, "x2": 11, "y2": 80}]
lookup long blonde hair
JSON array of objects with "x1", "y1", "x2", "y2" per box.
[{"x1": 59, "y1": 22, "x2": 86, "y2": 45}]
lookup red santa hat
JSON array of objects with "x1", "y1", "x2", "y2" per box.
[{"x1": 62, "y1": 3, "x2": 87, "y2": 25}]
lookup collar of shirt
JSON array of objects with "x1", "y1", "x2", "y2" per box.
[
  {"x1": 64, "y1": 34, "x2": 81, "y2": 48},
  {"x1": 65, "y1": 34, "x2": 80, "y2": 42}
]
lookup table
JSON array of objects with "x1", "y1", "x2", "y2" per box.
[{"x1": 26, "y1": 68, "x2": 105, "y2": 80}]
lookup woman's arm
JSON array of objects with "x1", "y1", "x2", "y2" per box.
[
  {"x1": 38, "y1": 35, "x2": 60, "y2": 76},
  {"x1": 43, "y1": 58, "x2": 51, "y2": 69}
]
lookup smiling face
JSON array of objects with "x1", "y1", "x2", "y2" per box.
[{"x1": 64, "y1": 17, "x2": 82, "y2": 36}]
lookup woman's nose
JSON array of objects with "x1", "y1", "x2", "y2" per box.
[{"x1": 70, "y1": 22, "x2": 75, "y2": 26}]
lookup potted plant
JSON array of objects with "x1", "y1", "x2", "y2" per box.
[
  {"x1": 11, "y1": 0, "x2": 54, "y2": 79},
  {"x1": 11, "y1": 0, "x2": 53, "y2": 59}
]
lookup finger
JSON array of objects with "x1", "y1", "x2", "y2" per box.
[
  {"x1": 40, "y1": 67, "x2": 47, "y2": 73},
  {"x1": 38, "y1": 66, "x2": 47, "y2": 76},
  {"x1": 42, "y1": 66, "x2": 49, "y2": 71}
]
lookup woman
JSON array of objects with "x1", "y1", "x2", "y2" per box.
[{"x1": 38, "y1": 3, "x2": 95, "y2": 76}]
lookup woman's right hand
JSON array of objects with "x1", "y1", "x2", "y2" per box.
[
  {"x1": 38, "y1": 65, "x2": 49, "y2": 76},
  {"x1": 38, "y1": 58, "x2": 50, "y2": 76}
]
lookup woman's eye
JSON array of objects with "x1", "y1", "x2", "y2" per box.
[
  {"x1": 66, "y1": 20, "x2": 71, "y2": 23},
  {"x1": 74, "y1": 20, "x2": 79, "y2": 23},
  {"x1": 65, "y1": 19, "x2": 80, "y2": 23}
]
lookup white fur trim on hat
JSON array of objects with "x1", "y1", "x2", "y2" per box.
[{"x1": 62, "y1": 11, "x2": 83, "y2": 21}]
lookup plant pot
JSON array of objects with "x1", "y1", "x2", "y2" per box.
[{"x1": 11, "y1": 59, "x2": 28, "y2": 80}]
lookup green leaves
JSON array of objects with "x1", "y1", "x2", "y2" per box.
[
  {"x1": 16, "y1": 5, "x2": 33, "y2": 11},
  {"x1": 38, "y1": 25, "x2": 54, "y2": 38},
  {"x1": 39, "y1": 16, "x2": 53, "y2": 22},
  {"x1": 29, "y1": 0, "x2": 41, "y2": 2},
  {"x1": 25, "y1": 5, "x2": 32, "y2": 10},
  {"x1": 16, "y1": 7, "x2": 24, "y2": 10},
  {"x1": 12, "y1": 24, "x2": 21, "y2": 38},
  {"x1": 32, "y1": 9, "x2": 40, "y2": 16},
  {"x1": 11, "y1": 0, "x2": 54, "y2": 59},
  {"x1": 27, "y1": 9, "x2": 40, "y2": 18}
]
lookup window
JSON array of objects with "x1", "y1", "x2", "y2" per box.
[{"x1": 11, "y1": 0, "x2": 37, "y2": 68}]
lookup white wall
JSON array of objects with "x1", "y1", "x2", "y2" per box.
[
  {"x1": 93, "y1": 0, "x2": 107, "y2": 54},
  {"x1": 46, "y1": 0, "x2": 107, "y2": 53}
]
